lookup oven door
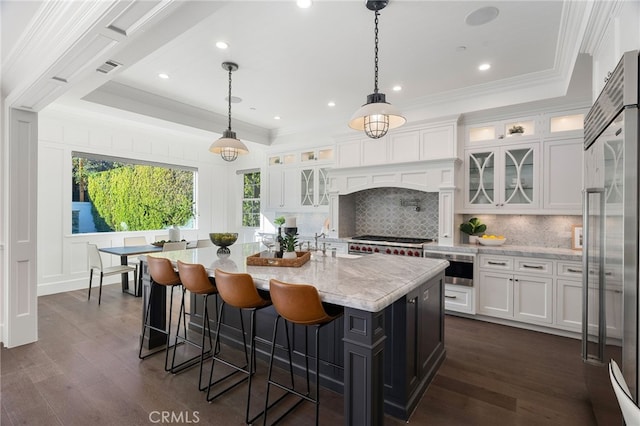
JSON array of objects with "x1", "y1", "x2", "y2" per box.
[{"x1": 424, "y1": 251, "x2": 475, "y2": 287}]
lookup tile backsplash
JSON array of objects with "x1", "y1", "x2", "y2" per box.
[
  {"x1": 354, "y1": 188, "x2": 439, "y2": 238},
  {"x1": 462, "y1": 214, "x2": 582, "y2": 248}
]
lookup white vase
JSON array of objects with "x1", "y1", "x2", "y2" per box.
[
  {"x1": 283, "y1": 251, "x2": 297, "y2": 259},
  {"x1": 468, "y1": 235, "x2": 479, "y2": 244},
  {"x1": 169, "y1": 225, "x2": 180, "y2": 242}
]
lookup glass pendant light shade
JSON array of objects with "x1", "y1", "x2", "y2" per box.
[
  {"x1": 209, "y1": 129, "x2": 249, "y2": 162},
  {"x1": 349, "y1": 93, "x2": 406, "y2": 139}
]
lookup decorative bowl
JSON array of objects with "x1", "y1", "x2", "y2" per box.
[
  {"x1": 209, "y1": 233, "x2": 238, "y2": 248},
  {"x1": 478, "y1": 237, "x2": 506, "y2": 246}
]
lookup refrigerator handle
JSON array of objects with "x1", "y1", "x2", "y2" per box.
[
  {"x1": 582, "y1": 190, "x2": 589, "y2": 361},
  {"x1": 582, "y1": 187, "x2": 606, "y2": 364}
]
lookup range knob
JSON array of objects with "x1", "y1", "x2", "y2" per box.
[
  {"x1": 350, "y1": 245, "x2": 355, "y2": 250},
  {"x1": 414, "y1": 251, "x2": 421, "y2": 257},
  {"x1": 407, "y1": 251, "x2": 413, "y2": 257},
  {"x1": 386, "y1": 248, "x2": 391, "y2": 254},
  {"x1": 393, "y1": 249, "x2": 399, "y2": 255},
  {"x1": 367, "y1": 247, "x2": 372, "y2": 252},
  {"x1": 399, "y1": 250, "x2": 405, "y2": 255},
  {"x1": 374, "y1": 247, "x2": 379, "y2": 253}
]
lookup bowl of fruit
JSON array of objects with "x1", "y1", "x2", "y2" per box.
[
  {"x1": 209, "y1": 232, "x2": 238, "y2": 248},
  {"x1": 478, "y1": 235, "x2": 506, "y2": 246}
]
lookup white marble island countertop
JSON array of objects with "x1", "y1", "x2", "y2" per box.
[{"x1": 141, "y1": 242, "x2": 448, "y2": 312}]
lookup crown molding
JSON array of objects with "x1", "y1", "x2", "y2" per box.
[{"x1": 580, "y1": 0, "x2": 624, "y2": 55}]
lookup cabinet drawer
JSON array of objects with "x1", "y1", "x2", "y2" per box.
[
  {"x1": 444, "y1": 285, "x2": 475, "y2": 315},
  {"x1": 479, "y1": 254, "x2": 513, "y2": 271},
  {"x1": 515, "y1": 258, "x2": 553, "y2": 275},
  {"x1": 557, "y1": 261, "x2": 583, "y2": 278}
]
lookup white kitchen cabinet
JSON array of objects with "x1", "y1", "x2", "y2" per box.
[
  {"x1": 444, "y1": 284, "x2": 475, "y2": 314},
  {"x1": 300, "y1": 147, "x2": 334, "y2": 163},
  {"x1": 555, "y1": 261, "x2": 622, "y2": 339},
  {"x1": 478, "y1": 270, "x2": 513, "y2": 318},
  {"x1": 513, "y1": 274, "x2": 553, "y2": 324},
  {"x1": 335, "y1": 118, "x2": 460, "y2": 169},
  {"x1": 389, "y1": 131, "x2": 420, "y2": 164},
  {"x1": 266, "y1": 167, "x2": 298, "y2": 210},
  {"x1": 300, "y1": 167, "x2": 330, "y2": 209},
  {"x1": 543, "y1": 138, "x2": 583, "y2": 213},
  {"x1": 478, "y1": 254, "x2": 553, "y2": 325},
  {"x1": 465, "y1": 143, "x2": 539, "y2": 211},
  {"x1": 438, "y1": 190, "x2": 454, "y2": 245}
]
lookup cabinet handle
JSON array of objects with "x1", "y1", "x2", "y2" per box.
[
  {"x1": 522, "y1": 264, "x2": 544, "y2": 269},
  {"x1": 488, "y1": 261, "x2": 507, "y2": 266},
  {"x1": 444, "y1": 295, "x2": 457, "y2": 299},
  {"x1": 514, "y1": 278, "x2": 519, "y2": 282},
  {"x1": 408, "y1": 298, "x2": 416, "y2": 304},
  {"x1": 567, "y1": 268, "x2": 582, "y2": 273}
]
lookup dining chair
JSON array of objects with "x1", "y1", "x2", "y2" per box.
[
  {"x1": 609, "y1": 359, "x2": 640, "y2": 425},
  {"x1": 87, "y1": 243, "x2": 136, "y2": 305},
  {"x1": 163, "y1": 241, "x2": 187, "y2": 252},
  {"x1": 124, "y1": 236, "x2": 147, "y2": 293}
]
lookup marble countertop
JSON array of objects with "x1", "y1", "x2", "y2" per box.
[
  {"x1": 141, "y1": 242, "x2": 448, "y2": 312},
  {"x1": 423, "y1": 242, "x2": 582, "y2": 261}
]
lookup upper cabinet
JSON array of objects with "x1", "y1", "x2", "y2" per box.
[
  {"x1": 461, "y1": 109, "x2": 587, "y2": 215},
  {"x1": 335, "y1": 117, "x2": 461, "y2": 169},
  {"x1": 265, "y1": 146, "x2": 334, "y2": 211},
  {"x1": 465, "y1": 143, "x2": 539, "y2": 211}
]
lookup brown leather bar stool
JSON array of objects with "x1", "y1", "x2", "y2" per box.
[
  {"x1": 206, "y1": 268, "x2": 271, "y2": 424},
  {"x1": 263, "y1": 279, "x2": 344, "y2": 426},
  {"x1": 173, "y1": 260, "x2": 219, "y2": 385},
  {"x1": 138, "y1": 256, "x2": 182, "y2": 371}
]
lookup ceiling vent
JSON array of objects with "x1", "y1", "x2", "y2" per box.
[{"x1": 96, "y1": 60, "x2": 122, "y2": 74}]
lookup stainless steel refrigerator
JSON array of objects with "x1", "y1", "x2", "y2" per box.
[{"x1": 583, "y1": 49, "x2": 639, "y2": 424}]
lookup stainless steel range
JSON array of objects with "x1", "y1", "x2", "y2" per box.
[{"x1": 347, "y1": 235, "x2": 434, "y2": 257}]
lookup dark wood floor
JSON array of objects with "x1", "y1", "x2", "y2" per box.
[{"x1": 1, "y1": 285, "x2": 597, "y2": 425}]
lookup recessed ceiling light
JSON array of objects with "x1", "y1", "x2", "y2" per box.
[
  {"x1": 465, "y1": 6, "x2": 499, "y2": 26},
  {"x1": 158, "y1": 73, "x2": 169, "y2": 79},
  {"x1": 274, "y1": 116, "x2": 281, "y2": 120},
  {"x1": 478, "y1": 63, "x2": 491, "y2": 71},
  {"x1": 328, "y1": 101, "x2": 336, "y2": 107},
  {"x1": 393, "y1": 85, "x2": 402, "y2": 92},
  {"x1": 456, "y1": 45, "x2": 467, "y2": 52},
  {"x1": 297, "y1": 0, "x2": 312, "y2": 8},
  {"x1": 216, "y1": 41, "x2": 229, "y2": 49}
]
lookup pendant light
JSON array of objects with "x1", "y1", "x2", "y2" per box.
[
  {"x1": 209, "y1": 62, "x2": 249, "y2": 162},
  {"x1": 349, "y1": 0, "x2": 405, "y2": 139}
]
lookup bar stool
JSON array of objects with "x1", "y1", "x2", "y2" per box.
[
  {"x1": 172, "y1": 260, "x2": 219, "y2": 385},
  {"x1": 263, "y1": 279, "x2": 344, "y2": 426},
  {"x1": 138, "y1": 256, "x2": 182, "y2": 371},
  {"x1": 206, "y1": 268, "x2": 271, "y2": 424}
]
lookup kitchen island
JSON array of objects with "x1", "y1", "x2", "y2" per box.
[{"x1": 140, "y1": 243, "x2": 447, "y2": 425}]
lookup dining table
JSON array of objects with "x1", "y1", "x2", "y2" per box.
[{"x1": 99, "y1": 244, "x2": 164, "y2": 296}]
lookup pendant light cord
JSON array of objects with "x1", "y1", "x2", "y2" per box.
[
  {"x1": 373, "y1": 10, "x2": 380, "y2": 94},
  {"x1": 227, "y1": 66, "x2": 233, "y2": 132}
]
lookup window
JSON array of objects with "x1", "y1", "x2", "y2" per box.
[
  {"x1": 242, "y1": 171, "x2": 261, "y2": 227},
  {"x1": 72, "y1": 152, "x2": 196, "y2": 234}
]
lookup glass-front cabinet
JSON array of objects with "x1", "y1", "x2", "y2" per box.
[
  {"x1": 465, "y1": 143, "x2": 539, "y2": 211},
  {"x1": 300, "y1": 167, "x2": 330, "y2": 208}
]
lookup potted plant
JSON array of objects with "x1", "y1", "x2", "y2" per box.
[
  {"x1": 274, "y1": 216, "x2": 285, "y2": 227},
  {"x1": 282, "y1": 233, "x2": 299, "y2": 259},
  {"x1": 508, "y1": 125, "x2": 524, "y2": 136},
  {"x1": 459, "y1": 217, "x2": 487, "y2": 244}
]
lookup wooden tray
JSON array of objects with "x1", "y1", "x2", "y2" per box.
[{"x1": 246, "y1": 251, "x2": 311, "y2": 267}]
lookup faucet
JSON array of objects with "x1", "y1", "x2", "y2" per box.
[{"x1": 314, "y1": 232, "x2": 326, "y2": 255}]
